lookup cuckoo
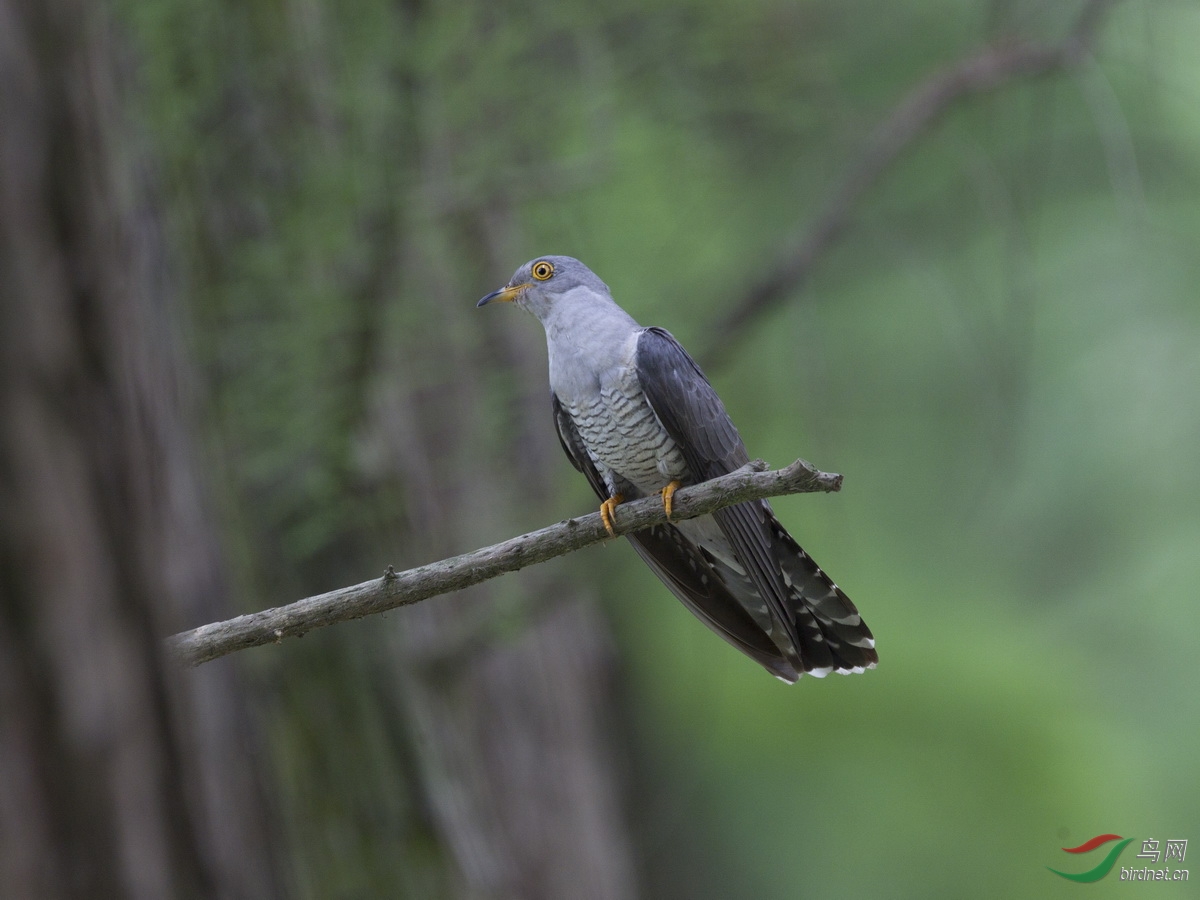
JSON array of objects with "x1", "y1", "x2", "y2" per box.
[{"x1": 478, "y1": 256, "x2": 876, "y2": 682}]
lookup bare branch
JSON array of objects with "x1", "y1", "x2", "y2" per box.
[
  {"x1": 168, "y1": 458, "x2": 843, "y2": 667},
  {"x1": 702, "y1": 0, "x2": 1122, "y2": 367}
]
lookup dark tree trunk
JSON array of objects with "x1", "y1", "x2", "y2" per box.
[{"x1": 0, "y1": 2, "x2": 281, "y2": 897}]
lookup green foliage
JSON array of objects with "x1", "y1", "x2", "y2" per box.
[{"x1": 122, "y1": 0, "x2": 1200, "y2": 895}]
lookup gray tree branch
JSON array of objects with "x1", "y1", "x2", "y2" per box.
[
  {"x1": 702, "y1": 0, "x2": 1121, "y2": 367},
  {"x1": 167, "y1": 458, "x2": 842, "y2": 667}
]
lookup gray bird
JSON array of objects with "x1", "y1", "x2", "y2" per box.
[{"x1": 478, "y1": 255, "x2": 876, "y2": 681}]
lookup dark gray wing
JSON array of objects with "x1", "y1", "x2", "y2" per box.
[
  {"x1": 630, "y1": 328, "x2": 751, "y2": 480},
  {"x1": 551, "y1": 393, "x2": 800, "y2": 681},
  {"x1": 635, "y1": 327, "x2": 877, "y2": 675},
  {"x1": 634, "y1": 328, "x2": 804, "y2": 653}
]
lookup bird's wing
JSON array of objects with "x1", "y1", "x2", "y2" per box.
[
  {"x1": 552, "y1": 392, "x2": 800, "y2": 681},
  {"x1": 635, "y1": 327, "x2": 876, "y2": 675},
  {"x1": 634, "y1": 327, "x2": 808, "y2": 664},
  {"x1": 632, "y1": 328, "x2": 752, "y2": 479}
]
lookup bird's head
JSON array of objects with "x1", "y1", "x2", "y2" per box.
[{"x1": 476, "y1": 256, "x2": 611, "y2": 323}]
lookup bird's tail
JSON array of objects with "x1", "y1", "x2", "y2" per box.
[{"x1": 765, "y1": 513, "x2": 878, "y2": 677}]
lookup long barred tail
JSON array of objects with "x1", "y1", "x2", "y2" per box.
[
  {"x1": 620, "y1": 506, "x2": 876, "y2": 683},
  {"x1": 766, "y1": 512, "x2": 877, "y2": 677}
]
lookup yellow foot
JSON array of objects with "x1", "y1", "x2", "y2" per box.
[
  {"x1": 599, "y1": 494, "x2": 624, "y2": 537},
  {"x1": 660, "y1": 480, "x2": 683, "y2": 520}
]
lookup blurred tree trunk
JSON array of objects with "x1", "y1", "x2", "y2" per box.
[
  {"x1": 100, "y1": 0, "x2": 641, "y2": 891},
  {"x1": 0, "y1": 2, "x2": 281, "y2": 898},
  {"x1": 251, "y1": 3, "x2": 641, "y2": 892}
]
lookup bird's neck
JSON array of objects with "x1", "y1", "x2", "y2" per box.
[
  {"x1": 542, "y1": 292, "x2": 641, "y2": 393},
  {"x1": 542, "y1": 290, "x2": 639, "y2": 347}
]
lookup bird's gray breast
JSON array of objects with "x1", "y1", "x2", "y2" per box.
[{"x1": 550, "y1": 329, "x2": 689, "y2": 495}]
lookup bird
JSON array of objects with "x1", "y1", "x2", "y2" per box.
[{"x1": 478, "y1": 255, "x2": 876, "y2": 682}]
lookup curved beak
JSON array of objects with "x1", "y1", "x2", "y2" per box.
[{"x1": 476, "y1": 282, "x2": 530, "y2": 307}]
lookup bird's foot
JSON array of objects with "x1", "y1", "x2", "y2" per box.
[
  {"x1": 660, "y1": 480, "x2": 682, "y2": 520},
  {"x1": 599, "y1": 494, "x2": 624, "y2": 537}
]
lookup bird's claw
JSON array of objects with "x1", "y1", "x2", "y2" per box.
[
  {"x1": 661, "y1": 480, "x2": 682, "y2": 520},
  {"x1": 599, "y1": 494, "x2": 624, "y2": 537}
]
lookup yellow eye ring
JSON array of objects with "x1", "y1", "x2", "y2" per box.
[{"x1": 531, "y1": 260, "x2": 555, "y2": 281}]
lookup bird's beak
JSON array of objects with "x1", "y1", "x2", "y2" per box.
[{"x1": 477, "y1": 282, "x2": 530, "y2": 307}]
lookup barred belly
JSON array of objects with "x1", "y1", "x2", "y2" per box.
[{"x1": 564, "y1": 371, "x2": 689, "y2": 494}]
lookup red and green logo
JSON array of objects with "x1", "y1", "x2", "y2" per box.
[{"x1": 1048, "y1": 834, "x2": 1134, "y2": 882}]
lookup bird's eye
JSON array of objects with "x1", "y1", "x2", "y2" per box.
[{"x1": 531, "y1": 260, "x2": 555, "y2": 281}]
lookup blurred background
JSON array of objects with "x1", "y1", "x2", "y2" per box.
[{"x1": 2, "y1": 0, "x2": 1197, "y2": 897}]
